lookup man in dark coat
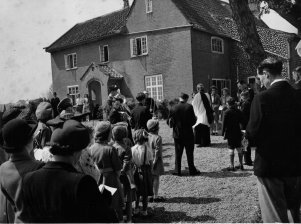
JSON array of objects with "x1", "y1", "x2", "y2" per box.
[
  {"x1": 0, "y1": 119, "x2": 44, "y2": 223},
  {"x1": 50, "y1": 92, "x2": 60, "y2": 117},
  {"x1": 15, "y1": 120, "x2": 118, "y2": 223},
  {"x1": 246, "y1": 57, "x2": 301, "y2": 223},
  {"x1": 168, "y1": 93, "x2": 200, "y2": 176},
  {"x1": 130, "y1": 92, "x2": 152, "y2": 130}
]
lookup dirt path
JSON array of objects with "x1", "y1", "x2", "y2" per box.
[{"x1": 135, "y1": 121, "x2": 260, "y2": 223}]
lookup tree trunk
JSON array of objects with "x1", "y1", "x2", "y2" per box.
[{"x1": 229, "y1": 0, "x2": 266, "y2": 70}]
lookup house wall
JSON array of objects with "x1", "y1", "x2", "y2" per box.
[
  {"x1": 191, "y1": 30, "x2": 232, "y2": 93},
  {"x1": 126, "y1": 0, "x2": 190, "y2": 33}
]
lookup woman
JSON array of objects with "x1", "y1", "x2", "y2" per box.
[
  {"x1": 220, "y1": 87, "x2": 231, "y2": 122},
  {"x1": 210, "y1": 86, "x2": 221, "y2": 135},
  {"x1": 15, "y1": 120, "x2": 117, "y2": 223},
  {"x1": 90, "y1": 121, "x2": 124, "y2": 222},
  {"x1": 0, "y1": 119, "x2": 44, "y2": 223}
]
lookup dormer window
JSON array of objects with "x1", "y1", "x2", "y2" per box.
[
  {"x1": 64, "y1": 53, "x2": 77, "y2": 70},
  {"x1": 100, "y1": 45, "x2": 109, "y2": 63},
  {"x1": 146, "y1": 0, "x2": 152, "y2": 13},
  {"x1": 211, "y1": 37, "x2": 224, "y2": 54}
]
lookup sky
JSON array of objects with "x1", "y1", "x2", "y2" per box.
[{"x1": 0, "y1": 0, "x2": 297, "y2": 104}]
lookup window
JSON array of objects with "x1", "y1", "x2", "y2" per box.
[
  {"x1": 145, "y1": 74, "x2": 163, "y2": 101},
  {"x1": 146, "y1": 0, "x2": 152, "y2": 13},
  {"x1": 211, "y1": 37, "x2": 224, "y2": 54},
  {"x1": 211, "y1": 78, "x2": 231, "y2": 95},
  {"x1": 130, "y1": 36, "x2": 148, "y2": 57},
  {"x1": 100, "y1": 45, "x2": 109, "y2": 63},
  {"x1": 248, "y1": 76, "x2": 256, "y2": 90},
  {"x1": 64, "y1": 53, "x2": 77, "y2": 70},
  {"x1": 67, "y1": 85, "x2": 79, "y2": 105}
]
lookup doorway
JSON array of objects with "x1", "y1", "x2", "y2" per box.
[{"x1": 88, "y1": 80, "x2": 102, "y2": 107}]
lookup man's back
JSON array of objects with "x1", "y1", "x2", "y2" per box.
[
  {"x1": 16, "y1": 161, "x2": 117, "y2": 223},
  {"x1": 131, "y1": 103, "x2": 152, "y2": 130},
  {"x1": 171, "y1": 102, "x2": 196, "y2": 140},
  {"x1": 247, "y1": 81, "x2": 301, "y2": 177}
]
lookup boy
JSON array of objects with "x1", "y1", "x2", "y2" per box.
[{"x1": 222, "y1": 97, "x2": 244, "y2": 171}]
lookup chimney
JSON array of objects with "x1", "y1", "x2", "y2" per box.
[{"x1": 123, "y1": 0, "x2": 129, "y2": 8}]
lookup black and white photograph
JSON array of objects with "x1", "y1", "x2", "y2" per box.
[{"x1": 0, "y1": 0, "x2": 301, "y2": 223}]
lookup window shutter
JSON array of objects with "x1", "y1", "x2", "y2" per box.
[
  {"x1": 130, "y1": 38, "x2": 137, "y2": 57},
  {"x1": 100, "y1": 46, "x2": 104, "y2": 62},
  {"x1": 142, "y1": 36, "x2": 148, "y2": 55},
  {"x1": 73, "y1": 54, "x2": 77, "y2": 68},
  {"x1": 64, "y1": 55, "x2": 68, "y2": 69}
]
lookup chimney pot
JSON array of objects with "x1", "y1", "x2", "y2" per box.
[{"x1": 123, "y1": 0, "x2": 129, "y2": 8}]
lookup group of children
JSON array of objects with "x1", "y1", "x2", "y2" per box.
[{"x1": 91, "y1": 118, "x2": 165, "y2": 222}]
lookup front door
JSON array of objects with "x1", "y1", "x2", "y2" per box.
[{"x1": 88, "y1": 80, "x2": 102, "y2": 106}]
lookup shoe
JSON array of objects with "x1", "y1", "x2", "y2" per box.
[
  {"x1": 238, "y1": 165, "x2": 244, "y2": 170},
  {"x1": 189, "y1": 170, "x2": 201, "y2": 176},
  {"x1": 196, "y1": 144, "x2": 202, "y2": 148},
  {"x1": 227, "y1": 166, "x2": 235, "y2": 171},
  {"x1": 153, "y1": 196, "x2": 166, "y2": 202},
  {"x1": 172, "y1": 172, "x2": 182, "y2": 176},
  {"x1": 148, "y1": 197, "x2": 154, "y2": 202}
]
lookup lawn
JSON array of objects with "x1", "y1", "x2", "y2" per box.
[{"x1": 135, "y1": 120, "x2": 260, "y2": 223}]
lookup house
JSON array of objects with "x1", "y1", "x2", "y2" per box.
[{"x1": 45, "y1": 0, "x2": 301, "y2": 106}]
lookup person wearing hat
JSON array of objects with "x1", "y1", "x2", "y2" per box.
[
  {"x1": 130, "y1": 92, "x2": 152, "y2": 130},
  {"x1": 210, "y1": 86, "x2": 221, "y2": 135},
  {"x1": 90, "y1": 121, "x2": 124, "y2": 222},
  {"x1": 147, "y1": 119, "x2": 165, "y2": 202},
  {"x1": 15, "y1": 119, "x2": 118, "y2": 223},
  {"x1": 111, "y1": 124, "x2": 135, "y2": 222},
  {"x1": 0, "y1": 119, "x2": 44, "y2": 223}
]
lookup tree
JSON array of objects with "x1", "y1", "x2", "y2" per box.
[{"x1": 229, "y1": 0, "x2": 300, "y2": 69}]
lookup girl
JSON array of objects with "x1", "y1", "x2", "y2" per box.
[
  {"x1": 131, "y1": 129, "x2": 153, "y2": 217},
  {"x1": 112, "y1": 125, "x2": 135, "y2": 222},
  {"x1": 147, "y1": 119, "x2": 165, "y2": 202}
]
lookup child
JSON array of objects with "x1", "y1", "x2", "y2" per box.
[
  {"x1": 147, "y1": 119, "x2": 165, "y2": 202},
  {"x1": 131, "y1": 129, "x2": 153, "y2": 217},
  {"x1": 112, "y1": 125, "x2": 135, "y2": 223},
  {"x1": 239, "y1": 91, "x2": 253, "y2": 166},
  {"x1": 222, "y1": 97, "x2": 244, "y2": 171}
]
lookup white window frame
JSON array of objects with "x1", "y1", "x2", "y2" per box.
[
  {"x1": 145, "y1": 74, "x2": 163, "y2": 101},
  {"x1": 130, "y1": 36, "x2": 148, "y2": 57},
  {"x1": 211, "y1": 37, "x2": 224, "y2": 54},
  {"x1": 145, "y1": 0, "x2": 153, "y2": 13},
  {"x1": 67, "y1": 85, "x2": 79, "y2": 105},
  {"x1": 64, "y1": 53, "x2": 77, "y2": 70},
  {"x1": 100, "y1": 45, "x2": 109, "y2": 63},
  {"x1": 211, "y1": 78, "x2": 231, "y2": 94}
]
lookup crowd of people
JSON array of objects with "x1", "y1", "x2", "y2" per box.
[{"x1": 0, "y1": 58, "x2": 301, "y2": 223}]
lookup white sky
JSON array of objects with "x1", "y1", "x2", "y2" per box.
[{"x1": 0, "y1": 0, "x2": 297, "y2": 104}]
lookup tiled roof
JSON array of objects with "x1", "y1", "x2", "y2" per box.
[
  {"x1": 172, "y1": 0, "x2": 295, "y2": 59},
  {"x1": 45, "y1": 8, "x2": 130, "y2": 53},
  {"x1": 214, "y1": 15, "x2": 295, "y2": 59},
  {"x1": 80, "y1": 63, "x2": 123, "y2": 81}
]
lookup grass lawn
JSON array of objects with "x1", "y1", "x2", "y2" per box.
[{"x1": 135, "y1": 120, "x2": 261, "y2": 223}]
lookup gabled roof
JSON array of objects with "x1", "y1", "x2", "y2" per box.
[
  {"x1": 80, "y1": 63, "x2": 123, "y2": 81},
  {"x1": 45, "y1": 8, "x2": 130, "y2": 53}
]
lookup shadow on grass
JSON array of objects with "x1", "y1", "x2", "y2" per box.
[
  {"x1": 200, "y1": 170, "x2": 252, "y2": 178},
  {"x1": 165, "y1": 196, "x2": 221, "y2": 204},
  {"x1": 135, "y1": 207, "x2": 216, "y2": 223}
]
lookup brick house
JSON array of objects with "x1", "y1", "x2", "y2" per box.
[{"x1": 45, "y1": 0, "x2": 301, "y2": 106}]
